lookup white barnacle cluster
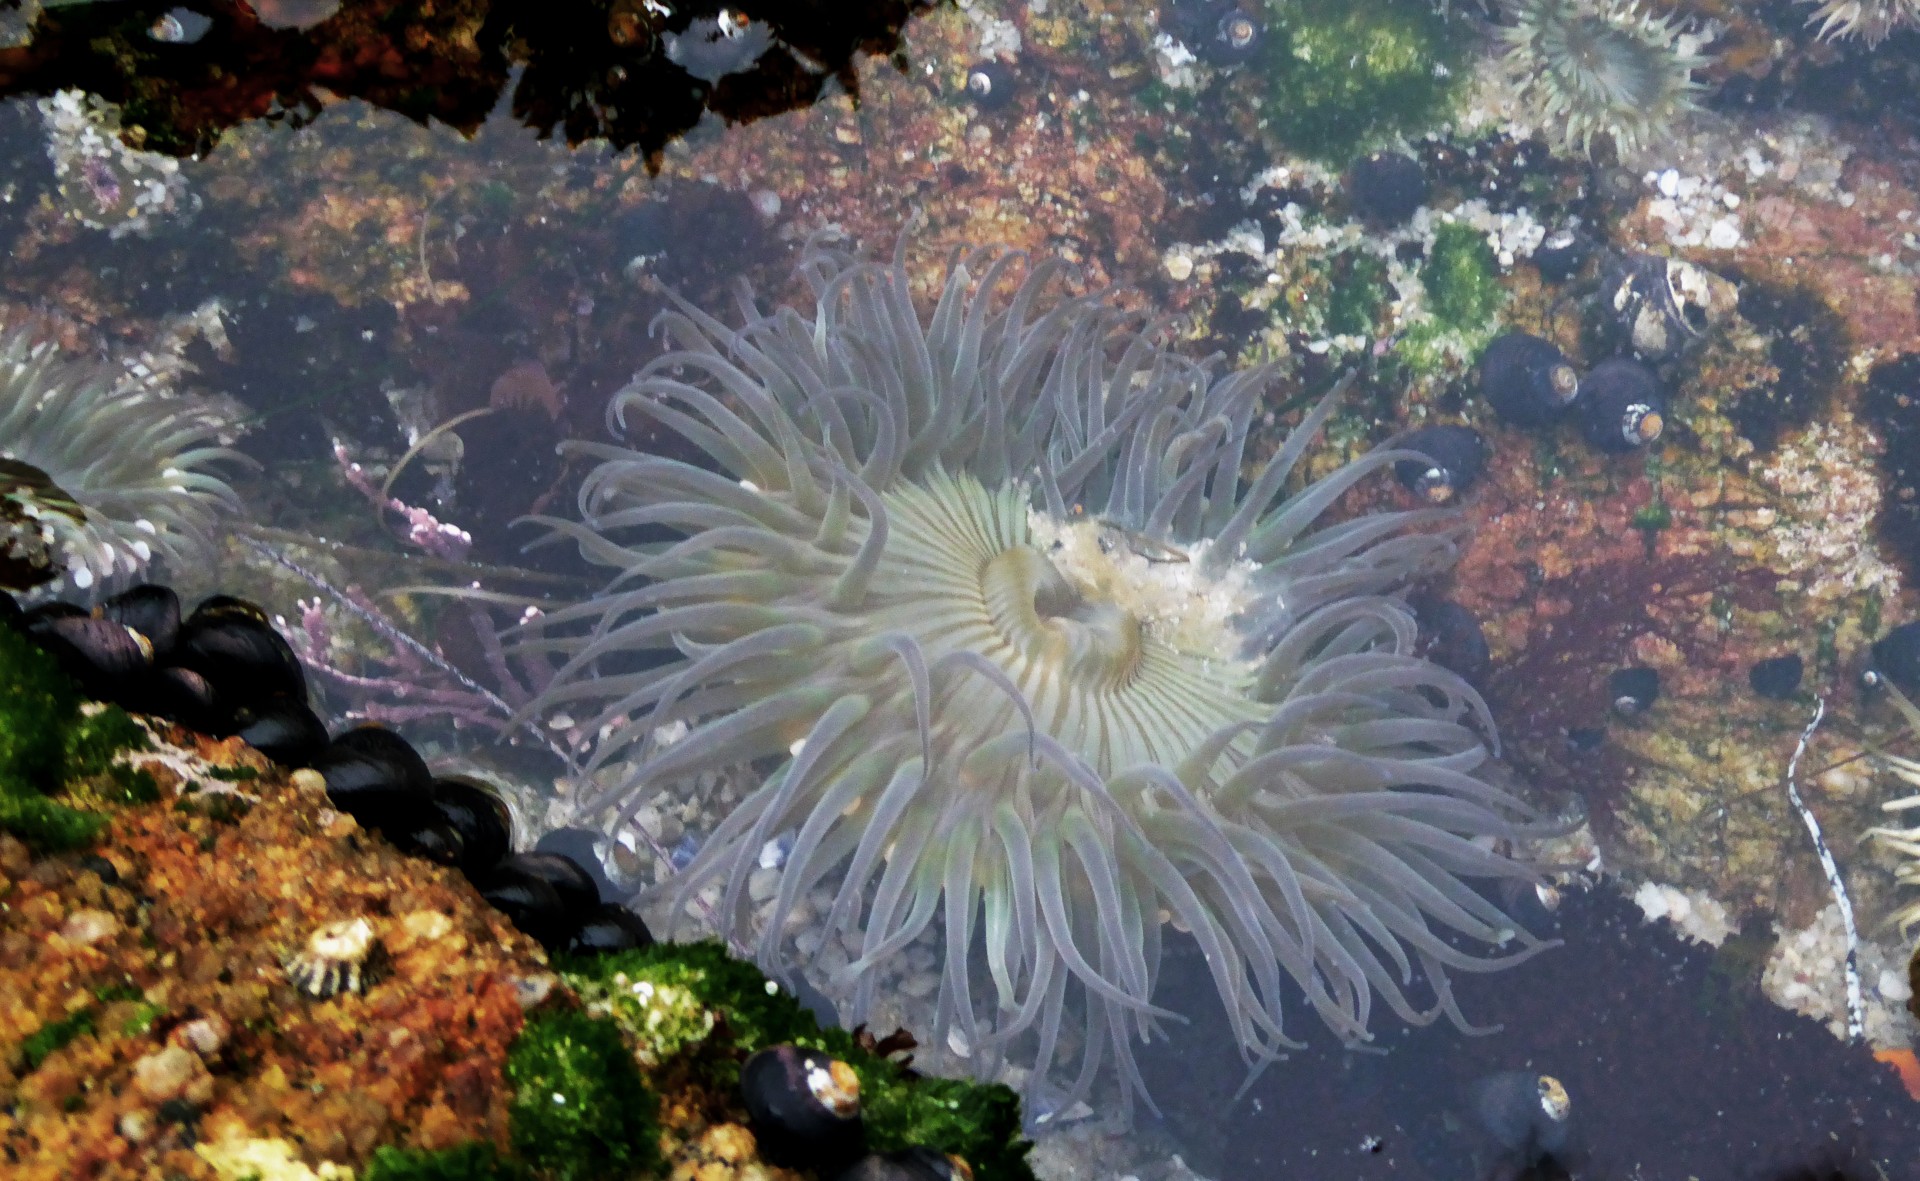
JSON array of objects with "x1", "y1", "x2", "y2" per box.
[{"x1": 37, "y1": 89, "x2": 197, "y2": 239}]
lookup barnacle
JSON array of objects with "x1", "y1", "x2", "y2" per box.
[
  {"x1": 1495, "y1": 0, "x2": 1713, "y2": 157},
  {"x1": 527, "y1": 237, "x2": 1562, "y2": 1116},
  {"x1": 0, "y1": 315, "x2": 244, "y2": 597},
  {"x1": 285, "y1": 917, "x2": 389, "y2": 998},
  {"x1": 1800, "y1": 0, "x2": 1920, "y2": 45}
]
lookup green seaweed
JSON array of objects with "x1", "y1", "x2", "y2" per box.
[
  {"x1": 363, "y1": 1142, "x2": 530, "y2": 1181},
  {"x1": 1255, "y1": 0, "x2": 1472, "y2": 161},
  {"x1": 18, "y1": 1008, "x2": 96, "y2": 1071},
  {"x1": 562, "y1": 941, "x2": 1036, "y2": 1181},
  {"x1": 505, "y1": 1009, "x2": 662, "y2": 1181},
  {"x1": 0, "y1": 625, "x2": 79, "y2": 795},
  {"x1": 1324, "y1": 253, "x2": 1392, "y2": 339},
  {"x1": 1396, "y1": 222, "x2": 1506, "y2": 375}
]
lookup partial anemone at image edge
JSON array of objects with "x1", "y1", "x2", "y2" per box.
[
  {"x1": 520, "y1": 236, "x2": 1567, "y2": 1119},
  {"x1": 0, "y1": 314, "x2": 246, "y2": 598}
]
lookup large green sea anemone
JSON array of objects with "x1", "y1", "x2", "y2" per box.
[{"x1": 528, "y1": 238, "x2": 1560, "y2": 1117}]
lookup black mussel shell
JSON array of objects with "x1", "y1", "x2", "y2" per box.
[
  {"x1": 533, "y1": 827, "x2": 619, "y2": 902},
  {"x1": 1480, "y1": 332, "x2": 1580, "y2": 427},
  {"x1": 962, "y1": 61, "x2": 1014, "y2": 110},
  {"x1": 1412, "y1": 594, "x2": 1491, "y2": 688},
  {"x1": 498, "y1": 850, "x2": 601, "y2": 915},
  {"x1": 835, "y1": 1147, "x2": 971, "y2": 1181},
  {"x1": 741, "y1": 1043, "x2": 866, "y2": 1171},
  {"x1": 1393, "y1": 425, "x2": 1487, "y2": 505},
  {"x1": 1748, "y1": 653, "x2": 1804, "y2": 700},
  {"x1": 1200, "y1": 8, "x2": 1261, "y2": 64},
  {"x1": 174, "y1": 601, "x2": 308, "y2": 703},
  {"x1": 431, "y1": 777, "x2": 515, "y2": 877},
  {"x1": 1609, "y1": 666, "x2": 1660, "y2": 716},
  {"x1": 100, "y1": 583, "x2": 181, "y2": 657},
  {"x1": 1577, "y1": 358, "x2": 1664, "y2": 453},
  {"x1": 147, "y1": 665, "x2": 230, "y2": 734},
  {"x1": 1346, "y1": 150, "x2": 1427, "y2": 227},
  {"x1": 1867, "y1": 621, "x2": 1920, "y2": 696},
  {"x1": 474, "y1": 862, "x2": 571, "y2": 949},
  {"x1": 389, "y1": 817, "x2": 466, "y2": 867},
  {"x1": 1533, "y1": 228, "x2": 1590, "y2": 283},
  {"x1": 26, "y1": 611, "x2": 154, "y2": 698},
  {"x1": 564, "y1": 903, "x2": 656, "y2": 956},
  {"x1": 232, "y1": 698, "x2": 329, "y2": 767},
  {"x1": 310, "y1": 725, "x2": 436, "y2": 831}
]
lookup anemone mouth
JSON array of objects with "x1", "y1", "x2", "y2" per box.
[{"x1": 527, "y1": 237, "x2": 1567, "y2": 1121}]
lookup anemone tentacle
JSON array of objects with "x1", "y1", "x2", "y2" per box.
[
  {"x1": 531, "y1": 238, "x2": 1563, "y2": 1120},
  {"x1": 0, "y1": 314, "x2": 246, "y2": 596}
]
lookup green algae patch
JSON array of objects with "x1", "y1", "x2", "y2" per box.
[
  {"x1": 562, "y1": 940, "x2": 1037, "y2": 1181},
  {"x1": 0, "y1": 626, "x2": 159, "y2": 850},
  {"x1": 506, "y1": 1009, "x2": 662, "y2": 1181},
  {"x1": 0, "y1": 625, "x2": 109, "y2": 851},
  {"x1": 363, "y1": 1142, "x2": 530, "y2": 1181},
  {"x1": 18, "y1": 1008, "x2": 96, "y2": 1072},
  {"x1": 1396, "y1": 222, "x2": 1506, "y2": 375},
  {"x1": 1257, "y1": 0, "x2": 1472, "y2": 160}
]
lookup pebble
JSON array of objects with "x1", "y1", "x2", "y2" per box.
[
  {"x1": 289, "y1": 768, "x2": 327, "y2": 794},
  {"x1": 170, "y1": 1013, "x2": 230, "y2": 1057},
  {"x1": 133, "y1": 1045, "x2": 213, "y2": 1104},
  {"x1": 117, "y1": 1110, "x2": 152, "y2": 1143},
  {"x1": 60, "y1": 907, "x2": 121, "y2": 947},
  {"x1": 1164, "y1": 249, "x2": 1194, "y2": 281}
]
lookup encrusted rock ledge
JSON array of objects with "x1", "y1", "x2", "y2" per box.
[{"x1": 0, "y1": 625, "x2": 1032, "y2": 1181}]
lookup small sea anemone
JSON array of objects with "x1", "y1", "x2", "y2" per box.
[
  {"x1": 0, "y1": 315, "x2": 245, "y2": 595},
  {"x1": 1801, "y1": 0, "x2": 1920, "y2": 45},
  {"x1": 529, "y1": 237, "x2": 1561, "y2": 1116},
  {"x1": 1868, "y1": 684, "x2": 1920, "y2": 937},
  {"x1": 1495, "y1": 0, "x2": 1713, "y2": 157}
]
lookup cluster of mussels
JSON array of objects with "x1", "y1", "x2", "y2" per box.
[
  {"x1": 0, "y1": 582, "x2": 653, "y2": 960},
  {"x1": 5, "y1": 583, "x2": 998, "y2": 1178}
]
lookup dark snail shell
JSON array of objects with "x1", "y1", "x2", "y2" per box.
[
  {"x1": 310, "y1": 725, "x2": 437, "y2": 833},
  {"x1": 1532, "y1": 228, "x2": 1590, "y2": 283},
  {"x1": 1345, "y1": 150, "x2": 1428, "y2": 227},
  {"x1": 1609, "y1": 666, "x2": 1660, "y2": 716},
  {"x1": 100, "y1": 583, "x2": 181, "y2": 657},
  {"x1": 387, "y1": 817, "x2": 467, "y2": 867},
  {"x1": 1867, "y1": 621, "x2": 1920, "y2": 696},
  {"x1": 174, "y1": 597, "x2": 309, "y2": 703},
  {"x1": 1392, "y1": 425, "x2": 1487, "y2": 505},
  {"x1": 1577, "y1": 358, "x2": 1664, "y2": 453},
  {"x1": 231, "y1": 698, "x2": 329, "y2": 767},
  {"x1": 474, "y1": 861, "x2": 571, "y2": 950},
  {"x1": 834, "y1": 1147, "x2": 973, "y2": 1181},
  {"x1": 1748, "y1": 653, "x2": 1804, "y2": 700},
  {"x1": 1200, "y1": 8, "x2": 1262, "y2": 64},
  {"x1": 962, "y1": 61, "x2": 1014, "y2": 110},
  {"x1": 1602, "y1": 253, "x2": 1729, "y2": 361},
  {"x1": 563, "y1": 903, "x2": 657, "y2": 956},
  {"x1": 1411, "y1": 594, "x2": 1491, "y2": 688},
  {"x1": 430, "y1": 777, "x2": 515, "y2": 877},
  {"x1": 1470, "y1": 1070, "x2": 1572, "y2": 1158},
  {"x1": 741, "y1": 1043, "x2": 866, "y2": 1171},
  {"x1": 1480, "y1": 332, "x2": 1580, "y2": 427}
]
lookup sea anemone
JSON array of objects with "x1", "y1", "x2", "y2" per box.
[
  {"x1": 1867, "y1": 684, "x2": 1920, "y2": 937},
  {"x1": 0, "y1": 315, "x2": 245, "y2": 596},
  {"x1": 1495, "y1": 0, "x2": 1713, "y2": 157},
  {"x1": 528, "y1": 238, "x2": 1561, "y2": 1116},
  {"x1": 1801, "y1": 0, "x2": 1920, "y2": 45}
]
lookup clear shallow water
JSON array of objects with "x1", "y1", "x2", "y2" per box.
[{"x1": 7, "y1": 2, "x2": 1920, "y2": 1177}]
